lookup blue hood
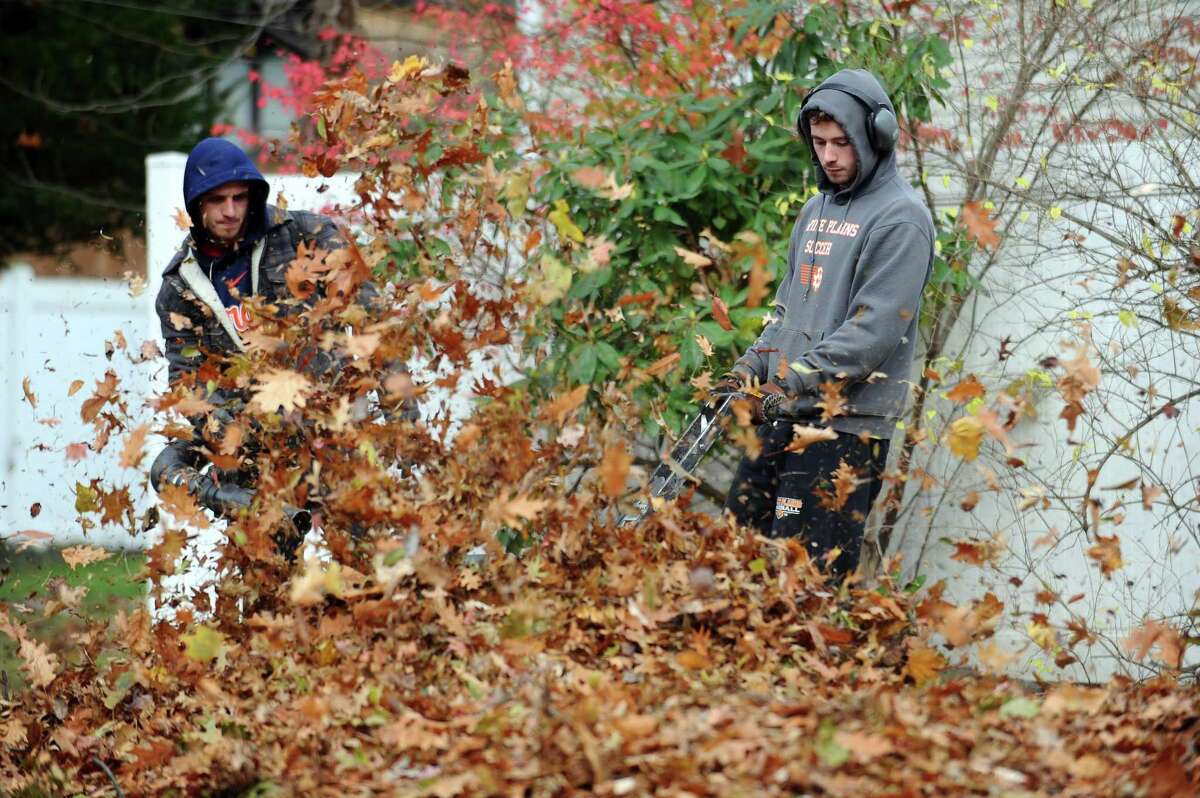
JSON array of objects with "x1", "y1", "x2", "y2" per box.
[{"x1": 183, "y1": 137, "x2": 270, "y2": 235}]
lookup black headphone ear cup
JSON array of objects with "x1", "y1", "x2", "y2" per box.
[{"x1": 872, "y1": 108, "x2": 900, "y2": 151}]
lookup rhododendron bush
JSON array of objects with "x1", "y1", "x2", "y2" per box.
[{"x1": 3, "y1": 0, "x2": 1199, "y2": 794}]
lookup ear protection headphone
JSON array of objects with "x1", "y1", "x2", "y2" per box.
[{"x1": 798, "y1": 80, "x2": 900, "y2": 153}]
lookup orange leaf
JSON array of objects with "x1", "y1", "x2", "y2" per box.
[
  {"x1": 540, "y1": 384, "x2": 589, "y2": 425},
  {"x1": 1122, "y1": 619, "x2": 1184, "y2": 668},
  {"x1": 815, "y1": 380, "x2": 847, "y2": 423},
  {"x1": 747, "y1": 258, "x2": 770, "y2": 309},
  {"x1": 711, "y1": 296, "x2": 732, "y2": 331},
  {"x1": 21, "y1": 377, "x2": 36, "y2": 409},
  {"x1": 1087, "y1": 533, "x2": 1123, "y2": 577},
  {"x1": 961, "y1": 200, "x2": 1000, "y2": 250},
  {"x1": 67, "y1": 379, "x2": 84, "y2": 397},
  {"x1": 945, "y1": 374, "x2": 985, "y2": 403},
  {"x1": 676, "y1": 649, "x2": 711, "y2": 670},
  {"x1": 903, "y1": 642, "x2": 945, "y2": 684},
  {"x1": 599, "y1": 445, "x2": 632, "y2": 497},
  {"x1": 61, "y1": 544, "x2": 113, "y2": 570},
  {"x1": 643, "y1": 352, "x2": 680, "y2": 378},
  {"x1": 785, "y1": 424, "x2": 838, "y2": 454},
  {"x1": 119, "y1": 424, "x2": 150, "y2": 469},
  {"x1": 173, "y1": 207, "x2": 192, "y2": 230}
]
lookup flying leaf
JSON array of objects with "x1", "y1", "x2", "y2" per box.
[
  {"x1": 490, "y1": 494, "x2": 548, "y2": 527},
  {"x1": 527, "y1": 254, "x2": 573, "y2": 304},
  {"x1": 961, "y1": 201, "x2": 1000, "y2": 250},
  {"x1": 675, "y1": 246, "x2": 712, "y2": 269},
  {"x1": 173, "y1": 208, "x2": 191, "y2": 230},
  {"x1": 81, "y1": 370, "x2": 119, "y2": 423},
  {"x1": 67, "y1": 379, "x2": 84, "y2": 397},
  {"x1": 903, "y1": 642, "x2": 945, "y2": 684},
  {"x1": 250, "y1": 369, "x2": 313, "y2": 415},
  {"x1": 74, "y1": 482, "x2": 100, "y2": 512},
  {"x1": 157, "y1": 483, "x2": 210, "y2": 529},
  {"x1": 182, "y1": 625, "x2": 228, "y2": 663},
  {"x1": 711, "y1": 296, "x2": 732, "y2": 330},
  {"x1": 785, "y1": 424, "x2": 838, "y2": 454},
  {"x1": 815, "y1": 380, "x2": 847, "y2": 422},
  {"x1": 119, "y1": 424, "x2": 150, "y2": 469},
  {"x1": 548, "y1": 199, "x2": 585, "y2": 244},
  {"x1": 21, "y1": 377, "x2": 37, "y2": 409},
  {"x1": 1141, "y1": 483, "x2": 1163, "y2": 510},
  {"x1": 18, "y1": 636, "x2": 59, "y2": 689},
  {"x1": 570, "y1": 166, "x2": 609, "y2": 190},
  {"x1": 945, "y1": 374, "x2": 985, "y2": 403},
  {"x1": 1087, "y1": 533, "x2": 1124, "y2": 577},
  {"x1": 540, "y1": 384, "x2": 589, "y2": 425},
  {"x1": 1121, "y1": 619, "x2": 1183, "y2": 668},
  {"x1": 945, "y1": 416, "x2": 985, "y2": 461},
  {"x1": 599, "y1": 445, "x2": 632, "y2": 497},
  {"x1": 61, "y1": 545, "x2": 113, "y2": 570},
  {"x1": 817, "y1": 459, "x2": 860, "y2": 511}
]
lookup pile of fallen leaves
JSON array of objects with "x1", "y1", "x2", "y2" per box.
[
  {"x1": 3, "y1": 57, "x2": 1198, "y2": 797},
  {"x1": 3, "y1": 477, "x2": 1198, "y2": 795}
]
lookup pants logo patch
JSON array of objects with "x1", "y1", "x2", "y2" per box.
[{"x1": 775, "y1": 496, "x2": 804, "y2": 518}]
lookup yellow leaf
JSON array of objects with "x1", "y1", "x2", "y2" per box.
[
  {"x1": 182, "y1": 625, "x2": 228, "y2": 663},
  {"x1": 695, "y1": 334, "x2": 714, "y2": 357},
  {"x1": 388, "y1": 54, "x2": 427, "y2": 82},
  {"x1": 527, "y1": 254, "x2": 573, "y2": 304},
  {"x1": 945, "y1": 416, "x2": 985, "y2": 461},
  {"x1": 549, "y1": 199, "x2": 585, "y2": 244}
]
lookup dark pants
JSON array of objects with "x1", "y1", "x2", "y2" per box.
[{"x1": 724, "y1": 420, "x2": 890, "y2": 578}]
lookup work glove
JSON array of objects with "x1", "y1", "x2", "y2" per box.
[
  {"x1": 713, "y1": 371, "x2": 746, "y2": 397},
  {"x1": 744, "y1": 384, "x2": 787, "y2": 425}
]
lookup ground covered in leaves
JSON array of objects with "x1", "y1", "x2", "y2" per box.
[{"x1": 3, "y1": 495, "x2": 1197, "y2": 796}]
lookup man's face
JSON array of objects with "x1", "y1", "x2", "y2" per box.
[
  {"x1": 198, "y1": 181, "x2": 251, "y2": 245},
  {"x1": 809, "y1": 118, "x2": 857, "y2": 187}
]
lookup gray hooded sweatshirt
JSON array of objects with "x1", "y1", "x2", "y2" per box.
[{"x1": 734, "y1": 69, "x2": 934, "y2": 437}]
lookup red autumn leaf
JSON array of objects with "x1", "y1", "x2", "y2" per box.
[{"x1": 711, "y1": 296, "x2": 733, "y2": 331}]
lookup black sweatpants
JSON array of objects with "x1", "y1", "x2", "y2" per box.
[{"x1": 724, "y1": 419, "x2": 890, "y2": 578}]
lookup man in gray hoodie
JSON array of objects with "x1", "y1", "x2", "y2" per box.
[{"x1": 720, "y1": 68, "x2": 934, "y2": 579}]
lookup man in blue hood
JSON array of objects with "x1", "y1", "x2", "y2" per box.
[
  {"x1": 149, "y1": 137, "x2": 377, "y2": 555},
  {"x1": 718, "y1": 69, "x2": 935, "y2": 580}
]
